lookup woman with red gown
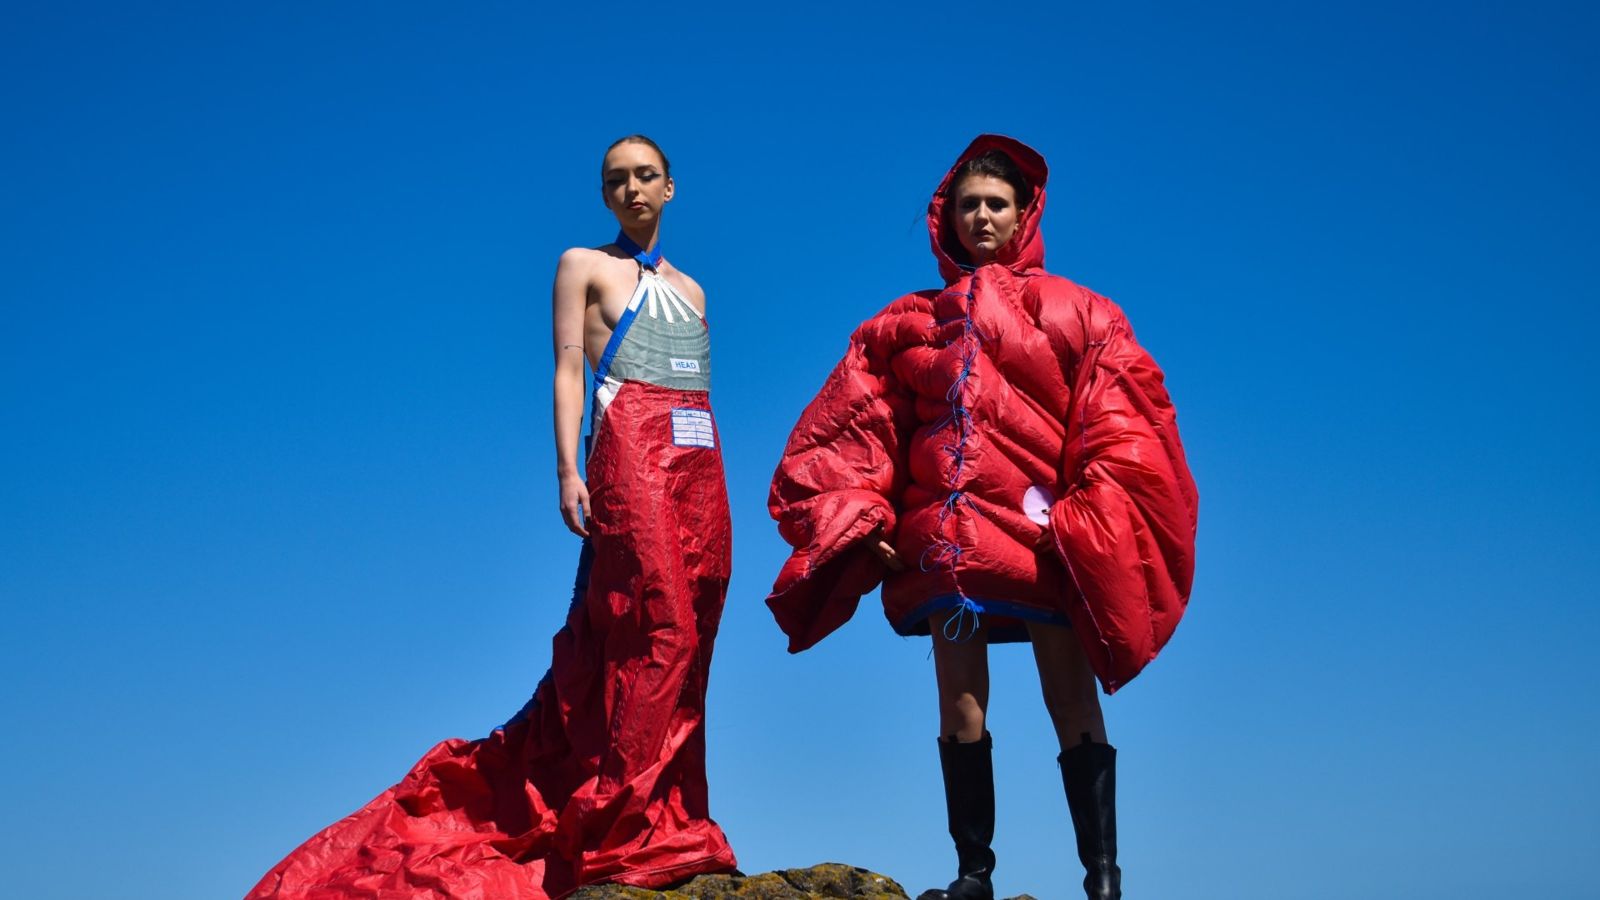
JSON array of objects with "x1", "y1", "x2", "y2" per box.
[{"x1": 248, "y1": 135, "x2": 738, "y2": 899}]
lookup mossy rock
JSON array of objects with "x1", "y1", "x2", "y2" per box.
[{"x1": 568, "y1": 862, "x2": 908, "y2": 898}]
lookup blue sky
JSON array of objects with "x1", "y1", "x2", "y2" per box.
[{"x1": 3, "y1": 2, "x2": 1597, "y2": 898}]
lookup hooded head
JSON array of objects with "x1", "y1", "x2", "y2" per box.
[{"x1": 928, "y1": 134, "x2": 1049, "y2": 284}]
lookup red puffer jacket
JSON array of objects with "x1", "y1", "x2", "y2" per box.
[{"x1": 766, "y1": 135, "x2": 1197, "y2": 693}]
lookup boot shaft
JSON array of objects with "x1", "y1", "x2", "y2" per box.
[
  {"x1": 1059, "y1": 739, "x2": 1121, "y2": 900},
  {"x1": 937, "y1": 732, "x2": 996, "y2": 881}
]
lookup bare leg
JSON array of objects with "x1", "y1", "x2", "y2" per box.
[
  {"x1": 931, "y1": 613, "x2": 989, "y2": 742},
  {"x1": 1026, "y1": 621, "x2": 1106, "y2": 751},
  {"x1": 920, "y1": 612, "x2": 996, "y2": 900}
]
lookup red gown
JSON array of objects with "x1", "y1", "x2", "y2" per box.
[{"x1": 248, "y1": 249, "x2": 737, "y2": 898}]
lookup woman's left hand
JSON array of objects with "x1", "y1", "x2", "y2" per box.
[{"x1": 1035, "y1": 525, "x2": 1055, "y2": 552}]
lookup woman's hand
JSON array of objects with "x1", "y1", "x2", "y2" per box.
[
  {"x1": 868, "y1": 524, "x2": 905, "y2": 572},
  {"x1": 559, "y1": 472, "x2": 590, "y2": 538},
  {"x1": 1035, "y1": 525, "x2": 1055, "y2": 552}
]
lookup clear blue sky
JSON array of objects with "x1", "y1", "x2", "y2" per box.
[{"x1": 3, "y1": 2, "x2": 1597, "y2": 898}]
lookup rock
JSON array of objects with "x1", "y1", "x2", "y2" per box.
[
  {"x1": 567, "y1": 864, "x2": 1038, "y2": 899},
  {"x1": 568, "y1": 863, "x2": 906, "y2": 898}
]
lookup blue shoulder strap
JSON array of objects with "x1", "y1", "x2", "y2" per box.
[
  {"x1": 593, "y1": 290, "x2": 644, "y2": 387},
  {"x1": 592, "y1": 232, "x2": 664, "y2": 387}
]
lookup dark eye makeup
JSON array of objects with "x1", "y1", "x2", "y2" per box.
[
  {"x1": 958, "y1": 196, "x2": 1013, "y2": 212},
  {"x1": 602, "y1": 169, "x2": 661, "y2": 188}
]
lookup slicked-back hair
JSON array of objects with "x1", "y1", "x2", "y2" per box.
[{"x1": 601, "y1": 134, "x2": 671, "y2": 181}]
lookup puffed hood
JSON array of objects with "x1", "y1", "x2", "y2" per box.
[{"x1": 927, "y1": 133, "x2": 1050, "y2": 284}]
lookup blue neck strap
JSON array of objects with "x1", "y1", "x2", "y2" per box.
[{"x1": 614, "y1": 231, "x2": 663, "y2": 270}]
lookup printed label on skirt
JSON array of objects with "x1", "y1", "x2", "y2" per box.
[{"x1": 670, "y1": 408, "x2": 716, "y2": 449}]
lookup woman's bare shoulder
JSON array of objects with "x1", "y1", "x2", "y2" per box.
[{"x1": 556, "y1": 244, "x2": 623, "y2": 269}]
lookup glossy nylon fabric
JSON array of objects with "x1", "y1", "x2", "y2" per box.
[
  {"x1": 766, "y1": 135, "x2": 1198, "y2": 693},
  {"x1": 248, "y1": 264, "x2": 736, "y2": 898}
]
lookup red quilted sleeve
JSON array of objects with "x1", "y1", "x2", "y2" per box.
[
  {"x1": 766, "y1": 318, "x2": 913, "y2": 653},
  {"x1": 1048, "y1": 298, "x2": 1198, "y2": 693}
]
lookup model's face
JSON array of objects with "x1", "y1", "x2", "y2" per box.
[
  {"x1": 951, "y1": 174, "x2": 1020, "y2": 265},
  {"x1": 601, "y1": 142, "x2": 672, "y2": 227}
]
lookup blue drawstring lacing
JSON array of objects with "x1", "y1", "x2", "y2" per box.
[
  {"x1": 919, "y1": 537, "x2": 964, "y2": 572},
  {"x1": 941, "y1": 596, "x2": 986, "y2": 642},
  {"x1": 928, "y1": 280, "x2": 989, "y2": 641}
]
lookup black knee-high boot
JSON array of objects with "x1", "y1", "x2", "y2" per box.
[
  {"x1": 916, "y1": 732, "x2": 996, "y2": 900},
  {"x1": 1059, "y1": 736, "x2": 1121, "y2": 900}
]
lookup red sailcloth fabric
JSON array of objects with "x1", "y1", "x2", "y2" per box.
[
  {"x1": 248, "y1": 380, "x2": 737, "y2": 899},
  {"x1": 767, "y1": 134, "x2": 1198, "y2": 693}
]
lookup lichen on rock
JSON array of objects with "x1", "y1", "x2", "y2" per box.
[
  {"x1": 567, "y1": 863, "x2": 1041, "y2": 899},
  {"x1": 567, "y1": 862, "x2": 907, "y2": 898}
]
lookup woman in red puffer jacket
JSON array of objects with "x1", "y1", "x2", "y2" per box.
[{"x1": 766, "y1": 135, "x2": 1198, "y2": 900}]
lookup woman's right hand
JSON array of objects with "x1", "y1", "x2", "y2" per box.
[
  {"x1": 868, "y1": 523, "x2": 905, "y2": 571},
  {"x1": 559, "y1": 472, "x2": 590, "y2": 538}
]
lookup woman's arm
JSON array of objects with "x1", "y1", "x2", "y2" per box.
[
  {"x1": 551, "y1": 249, "x2": 591, "y2": 537},
  {"x1": 766, "y1": 307, "x2": 919, "y2": 651}
]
